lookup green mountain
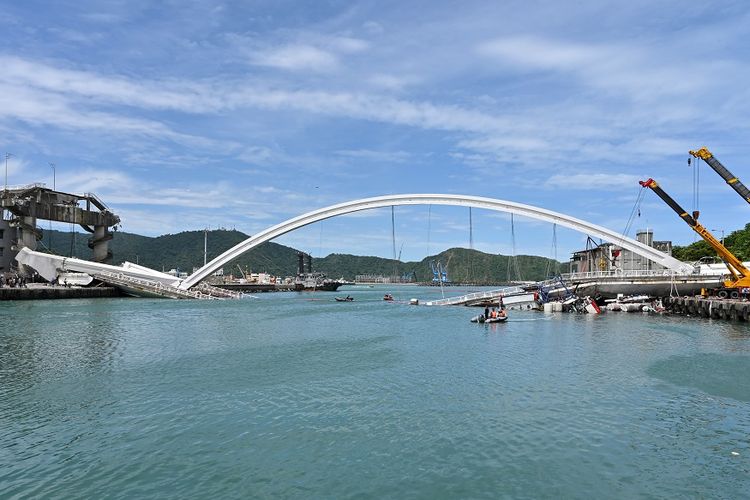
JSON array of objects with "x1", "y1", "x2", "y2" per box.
[
  {"x1": 671, "y1": 223, "x2": 750, "y2": 262},
  {"x1": 314, "y1": 248, "x2": 562, "y2": 284},
  {"x1": 39, "y1": 229, "x2": 299, "y2": 276},
  {"x1": 37, "y1": 228, "x2": 562, "y2": 283}
]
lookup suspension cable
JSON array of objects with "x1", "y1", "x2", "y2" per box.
[
  {"x1": 544, "y1": 223, "x2": 558, "y2": 278},
  {"x1": 620, "y1": 186, "x2": 646, "y2": 245},
  {"x1": 391, "y1": 206, "x2": 397, "y2": 260},
  {"x1": 426, "y1": 204, "x2": 432, "y2": 257}
]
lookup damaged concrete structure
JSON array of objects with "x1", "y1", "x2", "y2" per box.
[{"x1": 0, "y1": 184, "x2": 120, "y2": 275}]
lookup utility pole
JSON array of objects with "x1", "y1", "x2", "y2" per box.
[{"x1": 4, "y1": 152, "x2": 14, "y2": 191}]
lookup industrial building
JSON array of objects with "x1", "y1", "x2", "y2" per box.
[{"x1": 568, "y1": 229, "x2": 673, "y2": 274}]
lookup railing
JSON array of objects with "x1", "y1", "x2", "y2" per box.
[
  {"x1": 561, "y1": 269, "x2": 692, "y2": 280},
  {"x1": 83, "y1": 192, "x2": 109, "y2": 211},
  {"x1": 1, "y1": 183, "x2": 46, "y2": 192},
  {"x1": 95, "y1": 271, "x2": 238, "y2": 300},
  {"x1": 194, "y1": 282, "x2": 244, "y2": 299},
  {"x1": 425, "y1": 285, "x2": 526, "y2": 306}
]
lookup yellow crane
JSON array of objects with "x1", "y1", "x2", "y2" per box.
[
  {"x1": 689, "y1": 147, "x2": 750, "y2": 205},
  {"x1": 639, "y1": 178, "x2": 750, "y2": 299}
]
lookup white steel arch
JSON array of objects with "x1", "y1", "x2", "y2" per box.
[{"x1": 179, "y1": 194, "x2": 694, "y2": 289}]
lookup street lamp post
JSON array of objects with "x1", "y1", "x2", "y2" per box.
[
  {"x1": 49, "y1": 162, "x2": 56, "y2": 190},
  {"x1": 4, "y1": 152, "x2": 14, "y2": 191}
]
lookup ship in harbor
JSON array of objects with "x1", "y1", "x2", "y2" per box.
[
  {"x1": 294, "y1": 271, "x2": 342, "y2": 291},
  {"x1": 294, "y1": 252, "x2": 342, "y2": 292}
]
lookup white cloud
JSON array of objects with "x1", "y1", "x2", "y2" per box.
[
  {"x1": 478, "y1": 36, "x2": 605, "y2": 72},
  {"x1": 328, "y1": 36, "x2": 369, "y2": 53},
  {"x1": 0, "y1": 55, "x2": 512, "y2": 137},
  {"x1": 368, "y1": 73, "x2": 419, "y2": 91},
  {"x1": 477, "y1": 35, "x2": 719, "y2": 104},
  {"x1": 362, "y1": 21, "x2": 384, "y2": 35},
  {"x1": 249, "y1": 44, "x2": 340, "y2": 72},
  {"x1": 238, "y1": 146, "x2": 274, "y2": 164},
  {"x1": 335, "y1": 149, "x2": 411, "y2": 163},
  {"x1": 80, "y1": 12, "x2": 124, "y2": 24}
]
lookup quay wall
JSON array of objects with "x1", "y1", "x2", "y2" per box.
[
  {"x1": 666, "y1": 296, "x2": 750, "y2": 322},
  {"x1": 0, "y1": 286, "x2": 121, "y2": 301},
  {"x1": 213, "y1": 283, "x2": 298, "y2": 292}
]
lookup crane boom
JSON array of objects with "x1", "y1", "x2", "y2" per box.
[
  {"x1": 689, "y1": 147, "x2": 750, "y2": 205},
  {"x1": 639, "y1": 178, "x2": 750, "y2": 288}
]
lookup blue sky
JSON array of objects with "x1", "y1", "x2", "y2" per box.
[{"x1": 2, "y1": 0, "x2": 749, "y2": 264}]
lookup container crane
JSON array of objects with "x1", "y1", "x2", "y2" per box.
[
  {"x1": 639, "y1": 178, "x2": 750, "y2": 298},
  {"x1": 689, "y1": 147, "x2": 750, "y2": 205}
]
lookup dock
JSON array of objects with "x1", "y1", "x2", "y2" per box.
[
  {"x1": 0, "y1": 284, "x2": 121, "y2": 300},
  {"x1": 666, "y1": 296, "x2": 750, "y2": 322}
]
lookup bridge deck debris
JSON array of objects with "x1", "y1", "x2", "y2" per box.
[
  {"x1": 94, "y1": 271, "x2": 243, "y2": 299},
  {"x1": 423, "y1": 285, "x2": 531, "y2": 306}
]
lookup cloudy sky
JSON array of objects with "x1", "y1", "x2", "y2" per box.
[{"x1": 2, "y1": 0, "x2": 749, "y2": 263}]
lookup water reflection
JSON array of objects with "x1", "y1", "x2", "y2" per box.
[{"x1": 1, "y1": 290, "x2": 750, "y2": 498}]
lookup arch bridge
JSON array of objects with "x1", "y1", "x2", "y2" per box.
[{"x1": 179, "y1": 194, "x2": 692, "y2": 290}]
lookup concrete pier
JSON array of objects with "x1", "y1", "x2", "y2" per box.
[
  {"x1": 0, "y1": 285, "x2": 121, "y2": 300},
  {"x1": 666, "y1": 296, "x2": 750, "y2": 322},
  {"x1": 1, "y1": 184, "x2": 120, "y2": 274}
]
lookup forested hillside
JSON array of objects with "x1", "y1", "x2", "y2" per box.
[
  {"x1": 37, "y1": 229, "x2": 562, "y2": 282},
  {"x1": 671, "y1": 223, "x2": 750, "y2": 262}
]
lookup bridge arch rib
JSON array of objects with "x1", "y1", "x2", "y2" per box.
[{"x1": 179, "y1": 194, "x2": 693, "y2": 289}]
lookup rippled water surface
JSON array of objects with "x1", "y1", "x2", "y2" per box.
[{"x1": 2, "y1": 286, "x2": 750, "y2": 498}]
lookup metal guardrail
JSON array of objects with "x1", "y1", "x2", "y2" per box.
[
  {"x1": 1, "y1": 183, "x2": 46, "y2": 192},
  {"x1": 96, "y1": 271, "x2": 204, "y2": 299},
  {"x1": 95, "y1": 271, "x2": 243, "y2": 300},
  {"x1": 83, "y1": 192, "x2": 110, "y2": 211},
  {"x1": 425, "y1": 285, "x2": 525, "y2": 306},
  {"x1": 561, "y1": 269, "x2": 688, "y2": 280}
]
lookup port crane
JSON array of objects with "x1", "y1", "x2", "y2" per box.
[
  {"x1": 429, "y1": 259, "x2": 451, "y2": 284},
  {"x1": 639, "y1": 178, "x2": 750, "y2": 298},
  {"x1": 689, "y1": 147, "x2": 750, "y2": 205}
]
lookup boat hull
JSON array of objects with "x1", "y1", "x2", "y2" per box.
[{"x1": 470, "y1": 315, "x2": 508, "y2": 323}]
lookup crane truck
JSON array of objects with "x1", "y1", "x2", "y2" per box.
[
  {"x1": 639, "y1": 178, "x2": 750, "y2": 299},
  {"x1": 689, "y1": 147, "x2": 750, "y2": 205}
]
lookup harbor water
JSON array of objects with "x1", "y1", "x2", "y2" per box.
[{"x1": 2, "y1": 285, "x2": 750, "y2": 498}]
